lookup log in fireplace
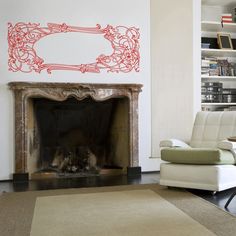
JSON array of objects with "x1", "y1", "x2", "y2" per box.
[{"x1": 8, "y1": 82, "x2": 142, "y2": 180}]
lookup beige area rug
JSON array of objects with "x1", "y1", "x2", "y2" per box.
[
  {"x1": 0, "y1": 184, "x2": 236, "y2": 236},
  {"x1": 30, "y1": 189, "x2": 215, "y2": 236}
]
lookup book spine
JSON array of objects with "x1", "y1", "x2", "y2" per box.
[
  {"x1": 222, "y1": 14, "x2": 232, "y2": 17},
  {"x1": 222, "y1": 19, "x2": 233, "y2": 23}
]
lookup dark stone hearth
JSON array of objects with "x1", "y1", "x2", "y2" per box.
[
  {"x1": 13, "y1": 173, "x2": 29, "y2": 182},
  {"x1": 127, "y1": 166, "x2": 142, "y2": 177}
]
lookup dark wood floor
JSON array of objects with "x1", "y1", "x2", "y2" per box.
[{"x1": 1, "y1": 172, "x2": 236, "y2": 216}]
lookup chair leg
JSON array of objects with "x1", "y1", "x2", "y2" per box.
[{"x1": 225, "y1": 192, "x2": 236, "y2": 208}]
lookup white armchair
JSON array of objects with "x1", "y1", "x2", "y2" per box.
[{"x1": 160, "y1": 111, "x2": 236, "y2": 192}]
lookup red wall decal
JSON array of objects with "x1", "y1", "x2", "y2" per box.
[{"x1": 8, "y1": 22, "x2": 140, "y2": 74}]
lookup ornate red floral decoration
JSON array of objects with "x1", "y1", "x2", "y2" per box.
[{"x1": 8, "y1": 22, "x2": 140, "y2": 74}]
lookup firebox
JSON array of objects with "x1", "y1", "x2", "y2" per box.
[
  {"x1": 8, "y1": 82, "x2": 142, "y2": 180},
  {"x1": 33, "y1": 96, "x2": 129, "y2": 178}
]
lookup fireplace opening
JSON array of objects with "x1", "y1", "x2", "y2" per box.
[{"x1": 30, "y1": 96, "x2": 129, "y2": 178}]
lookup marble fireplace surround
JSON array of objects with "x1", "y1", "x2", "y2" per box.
[{"x1": 8, "y1": 82, "x2": 142, "y2": 179}]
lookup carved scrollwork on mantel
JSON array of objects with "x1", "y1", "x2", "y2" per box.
[
  {"x1": 22, "y1": 87, "x2": 98, "y2": 102},
  {"x1": 8, "y1": 82, "x2": 142, "y2": 176},
  {"x1": 9, "y1": 82, "x2": 142, "y2": 101}
]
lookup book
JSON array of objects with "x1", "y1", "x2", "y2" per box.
[{"x1": 221, "y1": 14, "x2": 233, "y2": 23}]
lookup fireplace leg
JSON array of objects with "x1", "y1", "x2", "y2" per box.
[
  {"x1": 127, "y1": 166, "x2": 141, "y2": 177},
  {"x1": 13, "y1": 173, "x2": 29, "y2": 182}
]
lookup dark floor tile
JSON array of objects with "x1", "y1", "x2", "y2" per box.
[{"x1": 0, "y1": 172, "x2": 159, "y2": 193}]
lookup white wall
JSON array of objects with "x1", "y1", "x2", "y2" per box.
[
  {"x1": 150, "y1": 0, "x2": 201, "y2": 165},
  {"x1": 0, "y1": 0, "x2": 151, "y2": 180},
  {"x1": 0, "y1": 0, "x2": 202, "y2": 179}
]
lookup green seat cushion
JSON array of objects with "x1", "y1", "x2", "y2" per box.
[{"x1": 161, "y1": 148, "x2": 235, "y2": 165}]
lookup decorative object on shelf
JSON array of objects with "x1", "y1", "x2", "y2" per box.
[
  {"x1": 217, "y1": 33, "x2": 233, "y2": 49},
  {"x1": 201, "y1": 37, "x2": 217, "y2": 50},
  {"x1": 8, "y1": 22, "x2": 140, "y2": 74}
]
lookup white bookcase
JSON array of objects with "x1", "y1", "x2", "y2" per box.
[{"x1": 201, "y1": 1, "x2": 236, "y2": 111}]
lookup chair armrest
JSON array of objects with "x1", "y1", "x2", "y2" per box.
[
  {"x1": 217, "y1": 140, "x2": 236, "y2": 150},
  {"x1": 218, "y1": 140, "x2": 236, "y2": 162},
  {"x1": 159, "y1": 139, "x2": 190, "y2": 148}
]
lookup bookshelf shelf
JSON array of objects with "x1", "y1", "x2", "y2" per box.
[
  {"x1": 201, "y1": 76, "x2": 236, "y2": 81},
  {"x1": 202, "y1": 21, "x2": 236, "y2": 33},
  {"x1": 202, "y1": 103, "x2": 236, "y2": 106},
  {"x1": 201, "y1": 48, "x2": 236, "y2": 57}
]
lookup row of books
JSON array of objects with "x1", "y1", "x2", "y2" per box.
[
  {"x1": 201, "y1": 57, "x2": 236, "y2": 76},
  {"x1": 221, "y1": 14, "x2": 233, "y2": 23},
  {"x1": 224, "y1": 106, "x2": 236, "y2": 111}
]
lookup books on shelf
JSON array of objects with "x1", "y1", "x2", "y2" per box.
[
  {"x1": 221, "y1": 14, "x2": 233, "y2": 23},
  {"x1": 228, "y1": 106, "x2": 236, "y2": 111},
  {"x1": 201, "y1": 57, "x2": 218, "y2": 76},
  {"x1": 201, "y1": 57, "x2": 236, "y2": 76}
]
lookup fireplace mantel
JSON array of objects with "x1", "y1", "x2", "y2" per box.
[{"x1": 8, "y1": 82, "x2": 142, "y2": 179}]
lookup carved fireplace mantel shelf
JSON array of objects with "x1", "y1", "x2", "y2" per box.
[
  {"x1": 8, "y1": 82, "x2": 142, "y2": 101},
  {"x1": 8, "y1": 82, "x2": 143, "y2": 179}
]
